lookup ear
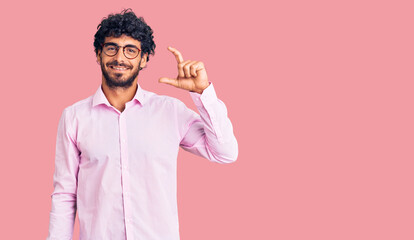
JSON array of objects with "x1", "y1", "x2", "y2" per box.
[
  {"x1": 140, "y1": 53, "x2": 148, "y2": 68},
  {"x1": 96, "y1": 50, "x2": 102, "y2": 64}
]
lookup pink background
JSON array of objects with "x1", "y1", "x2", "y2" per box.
[{"x1": 1, "y1": 0, "x2": 413, "y2": 239}]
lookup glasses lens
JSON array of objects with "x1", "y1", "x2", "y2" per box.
[
  {"x1": 125, "y1": 47, "x2": 139, "y2": 59},
  {"x1": 104, "y1": 44, "x2": 117, "y2": 56}
]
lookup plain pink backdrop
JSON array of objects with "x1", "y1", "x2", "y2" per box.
[{"x1": 0, "y1": 0, "x2": 413, "y2": 239}]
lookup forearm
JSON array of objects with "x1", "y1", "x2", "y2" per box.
[
  {"x1": 47, "y1": 107, "x2": 80, "y2": 239},
  {"x1": 185, "y1": 83, "x2": 238, "y2": 163},
  {"x1": 47, "y1": 193, "x2": 77, "y2": 240}
]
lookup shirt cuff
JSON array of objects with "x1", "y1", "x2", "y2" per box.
[{"x1": 189, "y1": 82, "x2": 217, "y2": 107}]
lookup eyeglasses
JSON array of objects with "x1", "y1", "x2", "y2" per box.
[{"x1": 101, "y1": 43, "x2": 141, "y2": 59}]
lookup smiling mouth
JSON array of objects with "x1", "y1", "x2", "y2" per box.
[{"x1": 110, "y1": 65, "x2": 129, "y2": 71}]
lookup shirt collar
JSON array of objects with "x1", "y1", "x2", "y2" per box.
[{"x1": 92, "y1": 83, "x2": 146, "y2": 107}]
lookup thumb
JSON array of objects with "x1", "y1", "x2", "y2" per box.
[{"x1": 158, "y1": 77, "x2": 179, "y2": 87}]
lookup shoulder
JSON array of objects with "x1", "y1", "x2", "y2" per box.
[
  {"x1": 141, "y1": 89, "x2": 199, "y2": 120},
  {"x1": 142, "y1": 88, "x2": 187, "y2": 108},
  {"x1": 61, "y1": 95, "x2": 94, "y2": 120}
]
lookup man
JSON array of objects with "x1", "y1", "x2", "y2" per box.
[{"x1": 47, "y1": 8, "x2": 238, "y2": 240}]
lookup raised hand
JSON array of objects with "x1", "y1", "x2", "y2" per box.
[{"x1": 159, "y1": 46, "x2": 210, "y2": 94}]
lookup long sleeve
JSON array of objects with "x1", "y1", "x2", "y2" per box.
[
  {"x1": 47, "y1": 107, "x2": 80, "y2": 240},
  {"x1": 179, "y1": 82, "x2": 238, "y2": 163}
]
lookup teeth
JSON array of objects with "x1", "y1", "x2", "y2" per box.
[{"x1": 111, "y1": 66, "x2": 127, "y2": 70}]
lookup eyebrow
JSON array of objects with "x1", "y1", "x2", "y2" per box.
[{"x1": 105, "y1": 42, "x2": 139, "y2": 48}]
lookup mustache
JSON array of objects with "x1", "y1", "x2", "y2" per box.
[{"x1": 107, "y1": 61, "x2": 131, "y2": 68}]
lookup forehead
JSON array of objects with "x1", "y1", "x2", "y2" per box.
[{"x1": 104, "y1": 34, "x2": 141, "y2": 47}]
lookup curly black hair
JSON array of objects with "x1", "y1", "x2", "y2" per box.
[{"x1": 94, "y1": 8, "x2": 156, "y2": 62}]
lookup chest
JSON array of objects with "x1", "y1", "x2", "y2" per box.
[{"x1": 75, "y1": 108, "x2": 181, "y2": 166}]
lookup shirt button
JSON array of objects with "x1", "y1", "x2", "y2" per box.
[{"x1": 122, "y1": 139, "x2": 126, "y2": 143}]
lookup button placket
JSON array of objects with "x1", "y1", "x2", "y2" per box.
[{"x1": 119, "y1": 113, "x2": 132, "y2": 238}]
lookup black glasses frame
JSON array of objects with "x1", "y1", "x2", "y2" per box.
[{"x1": 101, "y1": 43, "x2": 142, "y2": 59}]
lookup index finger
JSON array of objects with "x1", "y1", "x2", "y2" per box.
[{"x1": 168, "y1": 46, "x2": 184, "y2": 63}]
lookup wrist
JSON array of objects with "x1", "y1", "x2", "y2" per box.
[{"x1": 193, "y1": 82, "x2": 210, "y2": 94}]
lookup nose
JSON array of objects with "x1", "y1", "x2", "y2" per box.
[{"x1": 113, "y1": 47, "x2": 127, "y2": 63}]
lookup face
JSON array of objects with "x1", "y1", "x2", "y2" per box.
[{"x1": 97, "y1": 34, "x2": 148, "y2": 89}]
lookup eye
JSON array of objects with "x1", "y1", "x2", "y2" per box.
[
  {"x1": 127, "y1": 48, "x2": 137, "y2": 53},
  {"x1": 107, "y1": 46, "x2": 116, "y2": 51}
]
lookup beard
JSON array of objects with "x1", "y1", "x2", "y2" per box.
[{"x1": 101, "y1": 59, "x2": 142, "y2": 89}]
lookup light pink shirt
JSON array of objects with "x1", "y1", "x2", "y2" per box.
[{"x1": 47, "y1": 82, "x2": 238, "y2": 240}]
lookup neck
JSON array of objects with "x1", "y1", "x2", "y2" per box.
[{"x1": 101, "y1": 79, "x2": 138, "y2": 112}]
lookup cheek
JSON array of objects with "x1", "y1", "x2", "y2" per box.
[{"x1": 131, "y1": 62, "x2": 140, "y2": 69}]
